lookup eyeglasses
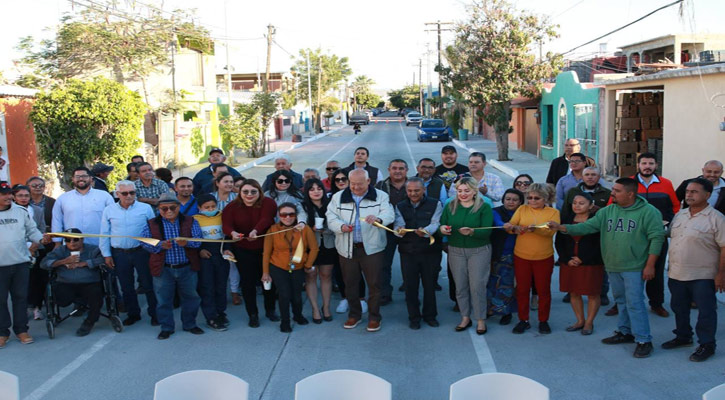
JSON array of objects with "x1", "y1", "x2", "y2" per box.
[
  {"x1": 73, "y1": 175, "x2": 90, "y2": 179},
  {"x1": 334, "y1": 177, "x2": 348, "y2": 183},
  {"x1": 279, "y1": 212, "x2": 296, "y2": 218},
  {"x1": 515, "y1": 181, "x2": 532, "y2": 187},
  {"x1": 276, "y1": 179, "x2": 290, "y2": 184},
  {"x1": 118, "y1": 191, "x2": 136, "y2": 197},
  {"x1": 241, "y1": 190, "x2": 259, "y2": 195},
  {"x1": 29, "y1": 184, "x2": 45, "y2": 189},
  {"x1": 158, "y1": 205, "x2": 178, "y2": 212},
  {"x1": 66, "y1": 238, "x2": 81, "y2": 243},
  {"x1": 527, "y1": 196, "x2": 542, "y2": 201},
  {"x1": 325, "y1": 167, "x2": 338, "y2": 171}
]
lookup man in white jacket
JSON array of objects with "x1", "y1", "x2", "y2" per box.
[
  {"x1": 326, "y1": 169, "x2": 394, "y2": 332},
  {"x1": 0, "y1": 181, "x2": 46, "y2": 348}
]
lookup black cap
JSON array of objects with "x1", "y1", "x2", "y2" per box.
[
  {"x1": 209, "y1": 147, "x2": 225, "y2": 156},
  {"x1": 0, "y1": 181, "x2": 11, "y2": 194},
  {"x1": 91, "y1": 162, "x2": 115, "y2": 175},
  {"x1": 64, "y1": 228, "x2": 83, "y2": 234},
  {"x1": 441, "y1": 145, "x2": 457, "y2": 153}
]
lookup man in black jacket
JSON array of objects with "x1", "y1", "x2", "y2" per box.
[
  {"x1": 546, "y1": 138, "x2": 595, "y2": 185},
  {"x1": 393, "y1": 178, "x2": 443, "y2": 329},
  {"x1": 341, "y1": 147, "x2": 384, "y2": 186},
  {"x1": 192, "y1": 148, "x2": 242, "y2": 196},
  {"x1": 675, "y1": 160, "x2": 725, "y2": 215}
]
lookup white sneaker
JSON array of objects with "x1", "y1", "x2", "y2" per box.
[
  {"x1": 361, "y1": 300, "x2": 368, "y2": 314},
  {"x1": 530, "y1": 295, "x2": 539, "y2": 311},
  {"x1": 336, "y1": 299, "x2": 349, "y2": 314},
  {"x1": 33, "y1": 308, "x2": 44, "y2": 320}
]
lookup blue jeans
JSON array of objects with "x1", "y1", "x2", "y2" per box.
[
  {"x1": 153, "y1": 265, "x2": 200, "y2": 332},
  {"x1": 609, "y1": 271, "x2": 652, "y2": 343},
  {"x1": 0, "y1": 263, "x2": 30, "y2": 336},
  {"x1": 669, "y1": 278, "x2": 717, "y2": 345},
  {"x1": 112, "y1": 247, "x2": 157, "y2": 319},
  {"x1": 199, "y1": 253, "x2": 230, "y2": 321}
]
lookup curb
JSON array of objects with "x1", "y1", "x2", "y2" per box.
[
  {"x1": 452, "y1": 139, "x2": 520, "y2": 178},
  {"x1": 235, "y1": 125, "x2": 344, "y2": 173}
]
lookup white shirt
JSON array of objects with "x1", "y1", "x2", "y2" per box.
[
  {"x1": 0, "y1": 155, "x2": 9, "y2": 182},
  {"x1": 51, "y1": 188, "x2": 115, "y2": 245}
]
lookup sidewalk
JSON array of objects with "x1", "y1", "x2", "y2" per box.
[
  {"x1": 453, "y1": 134, "x2": 550, "y2": 182},
  {"x1": 173, "y1": 123, "x2": 346, "y2": 179}
]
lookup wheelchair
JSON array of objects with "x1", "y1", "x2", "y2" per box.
[{"x1": 44, "y1": 265, "x2": 124, "y2": 338}]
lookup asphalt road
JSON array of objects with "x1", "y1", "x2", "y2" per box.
[{"x1": 3, "y1": 113, "x2": 724, "y2": 400}]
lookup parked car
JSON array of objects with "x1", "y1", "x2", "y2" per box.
[
  {"x1": 364, "y1": 110, "x2": 373, "y2": 119},
  {"x1": 416, "y1": 119, "x2": 452, "y2": 142},
  {"x1": 405, "y1": 112, "x2": 423, "y2": 126},
  {"x1": 349, "y1": 112, "x2": 370, "y2": 125}
]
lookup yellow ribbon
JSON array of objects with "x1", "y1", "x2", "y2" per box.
[
  {"x1": 362, "y1": 219, "x2": 435, "y2": 246},
  {"x1": 49, "y1": 232, "x2": 240, "y2": 247}
]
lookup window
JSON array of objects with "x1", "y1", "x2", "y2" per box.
[{"x1": 189, "y1": 51, "x2": 204, "y2": 86}]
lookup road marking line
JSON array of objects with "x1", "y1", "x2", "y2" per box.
[
  {"x1": 23, "y1": 332, "x2": 116, "y2": 400},
  {"x1": 316, "y1": 128, "x2": 361, "y2": 171},
  {"x1": 397, "y1": 123, "x2": 417, "y2": 167},
  {"x1": 468, "y1": 329, "x2": 497, "y2": 373}
]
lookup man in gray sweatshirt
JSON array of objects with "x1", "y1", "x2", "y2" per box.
[{"x1": 0, "y1": 181, "x2": 45, "y2": 348}]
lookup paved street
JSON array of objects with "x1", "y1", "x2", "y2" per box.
[{"x1": 3, "y1": 114, "x2": 724, "y2": 400}]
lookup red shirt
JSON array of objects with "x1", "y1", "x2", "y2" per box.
[
  {"x1": 322, "y1": 177, "x2": 333, "y2": 192},
  {"x1": 222, "y1": 197, "x2": 277, "y2": 250}
]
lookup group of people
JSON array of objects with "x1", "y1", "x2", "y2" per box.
[{"x1": 1, "y1": 140, "x2": 722, "y2": 363}]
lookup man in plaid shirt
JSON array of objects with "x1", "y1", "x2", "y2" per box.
[
  {"x1": 135, "y1": 162, "x2": 169, "y2": 211},
  {"x1": 447, "y1": 152, "x2": 504, "y2": 204}
]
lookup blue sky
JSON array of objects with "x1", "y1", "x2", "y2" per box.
[{"x1": 2, "y1": 0, "x2": 723, "y2": 90}]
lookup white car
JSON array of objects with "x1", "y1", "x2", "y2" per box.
[{"x1": 405, "y1": 112, "x2": 423, "y2": 126}]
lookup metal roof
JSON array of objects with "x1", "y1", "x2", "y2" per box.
[{"x1": 0, "y1": 85, "x2": 39, "y2": 98}]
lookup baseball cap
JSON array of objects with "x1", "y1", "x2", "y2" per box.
[
  {"x1": 157, "y1": 192, "x2": 181, "y2": 205},
  {"x1": 64, "y1": 228, "x2": 83, "y2": 234},
  {"x1": 441, "y1": 145, "x2": 457, "y2": 154},
  {"x1": 91, "y1": 162, "x2": 115, "y2": 175},
  {"x1": 209, "y1": 147, "x2": 225, "y2": 156},
  {"x1": 0, "y1": 181, "x2": 11, "y2": 194}
]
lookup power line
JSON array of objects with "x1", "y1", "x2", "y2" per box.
[
  {"x1": 272, "y1": 39, "x2": 294, "y2": 58},
  {"x1": 562, "y1": 0, "x2": 684, "y2": 55},
  {"x1": 553, "y1": 0, "x2": 588, "y2": 19}
]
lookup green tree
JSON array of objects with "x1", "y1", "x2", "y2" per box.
[
  {"x1": 252, "y1": 92, "x2": 281, "y2": 155},
  {"x1": 439, "y1": 0, "x2": 561, "y2": 160},
  {"x1": 221, "y1": 104, "x2": 262, "y2": 159},
  {"x1": 388, "y1": 85, "x2": 421, "y2": 110},
  {"x1": 29, "y1": 77, "x2": 146, "y2": 188},
  {"x1": 291, "y1": 48, "x2": 352, "y2": 132},
  {"x1": 351, "y1": 75, "x2": 379, "y2": 110}
]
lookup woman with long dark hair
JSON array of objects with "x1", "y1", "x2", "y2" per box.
[
  {"x1": 13, "y1": 184, "x2": 47, "y2": 320},
  {"x1": 212, "y1": 172, "x2": 237, "y2": 211},
  {"x1": 265, "y1": 170, "x2": 307, "y2": 223},
  {"x1": 301, "y1": 179, "x2": 335, "y2": 323},
  {"x1": 221, "y1": 179, "x2": 279, "y2": 327}
]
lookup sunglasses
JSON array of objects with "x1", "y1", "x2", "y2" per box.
[
  {"x1": 159, "y1": 205, "x2": 178, "y2": 212},
  {"x1": 527, "y1": 196, "x2": 542, "y2": 201},
  {"x1": 118, "y1": 191, "x2": 136, "y2": 197},
  {"x1": 241, "y1": 189, "x2": 259, "y2": 195},
  {"x1": 279, "y1": 212, "x2": 296, "y2": 218},
  {"x1": 66, "y1": 238, "x2": 81, "y2": 243},
  {"x1": 325, "y1": 167, "x2": 338, "y2": 171},
  {"x1": 515, "y1": 181, "x2": 532, "y2": 187},
  {"x1": 335, "y1": 177, "x2": 348, "y2": 183},
  {"x1": 29, "y1": 184, "x2": 45, "y2": 189},
  {"x1": 276, "y1": 179, "x2": 291, "y2": 184}
]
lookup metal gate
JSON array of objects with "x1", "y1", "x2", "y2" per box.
[{"x1": 574, "y1": 104, "x2": 598, "y2": 163}]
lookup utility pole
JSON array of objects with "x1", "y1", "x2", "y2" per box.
[
  {"x1": 170, "y1": 33, "x2": 179, "y2": 167},
  {"x1": 424, "y1": 21, "x2": 453, "y2": 118},
  {"x1": 419, "y1": 58, "x2": 423, "y2": 114},
  {"x1": 224, "y1": 1, "x2": 232, "y2": 117},
  {"x1": 317, "y1": 56, "x2": 322, "y2": 133},
  {"x1": 306, "y1": 51, "x2": 312, "y2": 132},
  {"x1": 263, "y1": 24, "x2": 275, "y2": 93}
]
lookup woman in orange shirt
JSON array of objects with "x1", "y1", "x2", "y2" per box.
[
  {"x1": 504, "y1": 183, "x2": 559, "y2": 335},
  {"x1": 261, "y1": 203, "x2": 319, "y2": 333}
]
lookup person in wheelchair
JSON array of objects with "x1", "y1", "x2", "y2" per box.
[{"x1": 41, "y1": 228, "x2": 105, "y2": 336}]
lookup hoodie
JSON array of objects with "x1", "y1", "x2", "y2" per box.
[
  {"x1": 0, "y1": 203, "x2": 44, "y2": 267},
  {"x1": 564, "y1": 196, "x2": 665, "y2": 272}
]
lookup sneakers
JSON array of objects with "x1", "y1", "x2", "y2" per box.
[
  {"x1": 336, "y1": 299, "x2": 349, "y2": 313},
  {"x1": 17, "y1": 332, "x2": 34, "y2": 345},
  {"x1": 366, "y1": 320, "x2": 381, "y2": 332},
  {"x1": 512, "y1": 320, "x2": 531, "y2": 334},
  {"x1": 343, "y1": 318, "x2": 361, "y2": 329},
  {"x1": 530, "y1": 295, "x2": 539, "y2": 310},
  {"x1": 661, "y1": 337, "x2": 693, "y2": 349},
  {"x1": 76, "y1": 320, "x2": 94, "y2": 337},
  {"x1": 361, "y1": 300, "x2": 369, "y2": 314},
  {"x1": 601, "y1": 331, "x2": 635, "y2": 345},
  {"x1": 634, "y1": 342, "x2": 653, "y2": 358},
  {"x1": 690, "y1": 344, "x2": 716, "y2": 362},
  {"x1": 538, "y1": 321, "x2": 552, "y2": 334},
  {"x1": 184, "y1": 327, "x2": 205, "y2": 335},
  {"x1": 33, "y1": 308, "x2": 44, "y2": 320},
  {"x1": 207, "y1": 318, "x2": 228, "y2": 332}
]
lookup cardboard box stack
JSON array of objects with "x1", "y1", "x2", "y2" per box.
[{"x1": 615, "y1": 92, "x2": 664, "y2": 176}]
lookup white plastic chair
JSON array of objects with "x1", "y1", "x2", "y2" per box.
[
  {"x1": 153, "y1": 370, "x2": 248, "y2": 400},
  {"x1": 294, "y1": 369, "x2": 391, "y2": 400},
  {"x1": 704, "y1": 383, "x2": 725, "y2": 400},
  {"x1": 449, "y1": 372, "x2": 549, "y2": 400},
  {"x1": 0, "y1": 371, "x2": 19, "y2": 400}
]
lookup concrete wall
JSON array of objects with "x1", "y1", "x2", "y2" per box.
[
  {"x1": 0, "y1": 98, "x2": 38, "y2": 184},
  {"x1": 601, "y1": 72, "x2": 725, "y2": 186}
]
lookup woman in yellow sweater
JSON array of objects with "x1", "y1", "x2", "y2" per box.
[
  {"x1": 504, "y1": 183, "x2": 559, "y2": 335},
  {"x1": 262, "y1": 203, "x2": 319, "y2": 332}
]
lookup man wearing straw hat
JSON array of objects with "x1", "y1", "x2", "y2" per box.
[
  {"x1": 141, "y1": 192, "x2": 204, "y2": 340},
  {"x1": 393, "y1": 177, "x2": 443, "y2": 330}
]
